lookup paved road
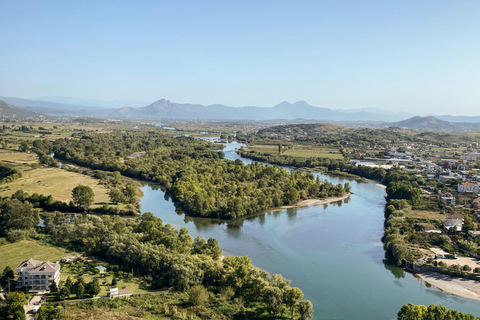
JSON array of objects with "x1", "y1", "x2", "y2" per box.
[{"x1": 24, "y1": 292, "x2": 46, "y2": 320}]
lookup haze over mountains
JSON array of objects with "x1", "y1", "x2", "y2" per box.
[{"x1": 1, "y1": 96, "x2": 480, "y2": 131}]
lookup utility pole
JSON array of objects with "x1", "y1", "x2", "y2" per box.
[{"x1": 7, "y1": 277, "x2": 14, "y2": 294}]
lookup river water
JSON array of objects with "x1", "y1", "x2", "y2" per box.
[{"x1": 139, "y1": 141, "x2": 480, "y2": 319}]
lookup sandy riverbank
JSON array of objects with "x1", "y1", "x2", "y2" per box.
[
  {"x1": 416, "y1": 271, "x2": 480, "y2": 302},
  {"x1": 279, "y1": 193, "x2": 351, "y2": 209}
]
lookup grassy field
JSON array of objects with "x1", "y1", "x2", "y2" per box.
[
  {"x1": 60, "y1": 268, "x2": 152, "y2": 297},
  {"x1": 0, "y1": 240, "x2": 71, "y2": 273},
  {"x1": 0, "y1": 150, "x2": 38, "y2": 166},
  {"x1": 410, "y1": 210, "x2": 446, "y2": 220},
  {"x1": 244, "y1": 144, "x2": 344, "y2": 159},
  {"x1": 0, "y1": 166, "x2": 110, "y2": 205}
]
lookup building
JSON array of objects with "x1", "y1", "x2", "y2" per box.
[
  {"x1": 15, "y1": 258, "x2": 60, "y2": 292},
  {"x1": 444, "y1": 213, "x2": 464, "y2": 232},
  {"x1": 440, "y1": 192, "x2": 456, "y2": 207},
  {"x1": 473, "y1": 203, "x2": 480, "y2": 215},
  {"x1": 438, "y1": 175, "x2": 457, "y2": 183},
  {"x1": 458, "y1": 182, "x2": 480, "y2": 194}
]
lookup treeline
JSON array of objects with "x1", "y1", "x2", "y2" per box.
[
  {"x1": 398, "y1": 303, "x2": 480, "y2": 320},
  {"x1": 245, "y1": 123, "x2": 480, "y2": 147},
  {"x1": 38, "y1": 211, "x2": 313, "y2": 319},
  {"x1": 0, "y1": 164, "x2": 22, "y2": 184},
  {"x1": 32, "y1": 131, "x2": 347, "y2": 219},
  {"x1": 239, "y1": 149, "x2": 389, "y2": 182}
]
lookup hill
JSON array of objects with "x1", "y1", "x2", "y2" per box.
[
  {"x1": 0, "y1": 99, "x2": 44, "y2": 119},
  {"x1": 387, "y1": 116, "x2": 480, "y2": 131}
]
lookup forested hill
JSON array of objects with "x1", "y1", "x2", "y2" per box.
[{"x1": 33, "y1": 130, "x2": 348, "y2": 219}]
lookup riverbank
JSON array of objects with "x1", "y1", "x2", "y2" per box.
[
  {"x1": 416, "y1": 271, "x2": 480, "y2": 302},
  {"x1": 279, "y1": 193, "x2": 351, "y2": 209}
]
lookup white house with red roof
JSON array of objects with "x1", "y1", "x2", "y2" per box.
[{"x1": 15, "y1": 258, "x2": 61, "y2": 292}]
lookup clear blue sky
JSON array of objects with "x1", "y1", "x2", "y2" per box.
[{"x1": 1, "y1": 1, "x2": 479, "y2": 115}]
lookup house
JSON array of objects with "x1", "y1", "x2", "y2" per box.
[
  {"x1": 458, "y1": 183, "x2": 480, "y2": 194},
  {"x1": 438, "y1": 175, "x2": 457, "y2": 183},
  {"x1": 474, "y1": 197, "x2": 480, "y2": 204},
  {"x1": 440, "y1": 192, "x2": 456, "y2": 207},
  {"x1": 473, "y1": 203, "x2": 480, "y2": 215},
  {"x1": 95, "y1": 266, "x2": 107, "y2": 273},
  {"x1": 15, "y1": 258, "x2": 61, "y2": 292},
  {"x1": 444, "y1": 213, "x2": 464, "y2": 232},
  {"x1": 107, "y1": 288, "x2": 119, "y2": 297}
]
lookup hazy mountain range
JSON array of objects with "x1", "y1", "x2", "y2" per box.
[
  {"x1": 1, "y1": 96, "x2": 480, "y2": 131},
  {"x1": 0, "y1": 99, "x2": 44, "y2": 119}
]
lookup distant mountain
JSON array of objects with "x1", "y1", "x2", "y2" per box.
[
  {"x1": 103, "y1": 99, "x2": 410, "y2": 122},
  {"x1": 35, "y1": 96, "x2": 147, "y2": 108},
  {"x1": 3, "y1": 96, "x2": 480, "y2": 128},
  {"x1": 0, "y1": 99, "x2": 43, "y2": 118},
  {"x1": 437, "y1": 115, "x2": 480, "y2": 123},
  {"x1": 387, "y1": 116, "x2": 480, "y2": 131},
  {"x1": 0, "y1": 96, "x2": 119, "y2": 116}
]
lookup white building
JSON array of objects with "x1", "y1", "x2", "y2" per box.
[
  {"x1": 444, "y1": 213, "x2": 464, "y2": 232},
  {"x1": 457, "y1": 183, "x2": 480, "y2": 194},
  {"x1": 16, "y1": 258, "x2": 61, "y2": 292}
]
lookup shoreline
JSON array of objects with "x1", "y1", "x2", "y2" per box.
[
  {"x1": 279, "y1": 193, "x2": 351, "y2": 209},
  {"x1": 415, "y1": 271, "x2": 480, "y2": 302}
]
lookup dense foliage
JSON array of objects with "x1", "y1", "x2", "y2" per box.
[
  {"x1": 35, "y1": 131, "x2": 346, "y2": 219},
  {"x1": 398, "y1": 303, "x2": 480, "y2": 320},
  {"x1": 35, "y1": 210, "x2": 312, "y2": 319},
  {"x1": 0, "y1": 164, "x2": 22, "y2": 184}
]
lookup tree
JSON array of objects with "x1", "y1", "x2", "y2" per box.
[
  {"x1": 19, "y1": 141, "x2": 29, "y2": 152},
  {"x1": 286, "y1": 287, "x2": 303, "y2": 319},
  {"x1": 123, "y1": 182, "x2": 138, "y2": 204},
  {"x1": 59, "y1": 286, "x2": 70, "y2": 300},
  {"x1": 188, "y1": 286, "x2": 208, "y2": 306},
  {"x1": 108, "y1": 188, "x2": 124, "y2": 204},
  {"x1": 75, "y1": 283, "x2": 85, "y2": 298},
  {"x1": 111, "y1": 278, "x2": 117, "y2": 286},
  {"x1": 0, "y1": 292, "x2": 27, "y2": 319},
  {"x1": 87, "y1": 279, "x2": 101, "y2": 296},
  {"x1": 263, "y1": 286, "x2": 283, "y2": 318},
  {"x1": 0, "y1": 266, "x2": 14, "y2": 287},
  {"x1": 72, "y1": 185, "x2": 95, "y2": 210},
  {"x1": 297, "y1": 300, "x2": 314, "y2": 320},
  {"x1": 397, "y1": 303, "x2": 427, "y2": 320},
  {"x1": 50, "y1": 281, "x2": 58, "y2": 293}
]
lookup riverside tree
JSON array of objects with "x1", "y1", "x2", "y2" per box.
[{"x1": 72, "y1": 185, "x2": 95, "y2": 210}]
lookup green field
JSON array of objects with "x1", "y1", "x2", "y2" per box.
[
  {"x1": 0, "y1": 240, "x2": 71, "y2": 273},
  {"x1": 245, "y1": 144, "x2": 344, "y2": 159},
  {"x1": 0, "y1": 166, "x2": 111, "y2": 205},
  {"x1": 60, "y1": 269, "x2": 152, "y2": 297}
]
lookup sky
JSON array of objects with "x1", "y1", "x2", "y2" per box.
[{"x1": 1, "y1": 1, "x2": 480, "y2": 115}]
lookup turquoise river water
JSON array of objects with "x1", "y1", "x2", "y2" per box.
[{"x1": 139, "y1": 140, "x2": 480, "y2": 319}]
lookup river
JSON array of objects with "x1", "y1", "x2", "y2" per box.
[{"x1": 139, "y1": 140, "x2": 480, "y2": 319}]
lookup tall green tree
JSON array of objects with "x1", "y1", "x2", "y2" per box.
[
  {"x1": 72, "y1": 185, "x2": 95, "y2": 210},
  {"x1": 263, "y1": 286, "x2": 284, "y2": 318},
  {"x1": 298, "y1": 300, "x2": 314, "y2": 320},
  {"x1": 286, "y1": 287, "x2": 303, "y2": 319},
  {"x1": 0, "y1": 266, "x2": 14, "y2": 286}
]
